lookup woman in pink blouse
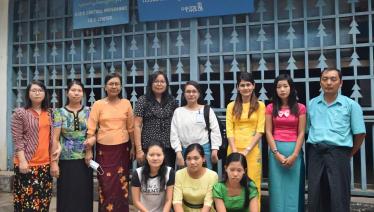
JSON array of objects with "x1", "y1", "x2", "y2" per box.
[{"x1": 265, "y1": 74, "x2": 306, "y2": 212}]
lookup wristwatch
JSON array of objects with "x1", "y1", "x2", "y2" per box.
[{"x1": 272, "y1": 148, "x2": 279, "y2": 154}]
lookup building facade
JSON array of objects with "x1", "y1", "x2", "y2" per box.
[{"x1": 2, "y1": 0, "x2": 373, "y2": 196}]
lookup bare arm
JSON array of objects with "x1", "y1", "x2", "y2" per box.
[
  {"x1": 201, "y1": 205, "x2": 211, "y2": 212},
  {"x1": 265, "y1": 114, "x2": 286, "y2": 164},
  {"x1": 350, "y1": 133, "x2": 366, "y2": 157},
  {"x1": 249, "y1": 197, "x2": 259, "y2": 212},
  {"x1": 285, "y1": 114, "x2": 306, "y2": 167},
  {"x1": 162, "y1": 186, "x2": 174, "y2": 212},
  {"x1": 131, "y1": 186, "x2": 148, "y2": 212},
  {"x1": 243, "y1": 132, "x2": 263, "y2": 156},
  {"x1": 213, "y1": 198, "x2": 227, "y2": 212},
  {"x1": 134, "y1": 116, "x2": 145, "y2": 163},
  {"x1": 173, "y1": 203, "x2": 184, "y2": 212}
]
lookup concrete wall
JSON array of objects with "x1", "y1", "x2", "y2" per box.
[{"x1": 0, "y1": 0, "x2": 9, "y2": 170}]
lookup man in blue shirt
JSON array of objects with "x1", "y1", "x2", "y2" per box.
[{"x1": 307, "y1": 68, "x2": 366, "y2": 212}]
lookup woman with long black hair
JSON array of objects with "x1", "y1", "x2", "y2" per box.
[
  {"x1": 213, "y1": 152, "x2": 259, "y2": 212},
  {"x1": 265, "y1": 74, "x2": 306, "y2": 212}
]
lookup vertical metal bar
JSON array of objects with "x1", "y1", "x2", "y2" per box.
[{"x1": 190, "y1": 19, "x2": 198, "y2": 81}]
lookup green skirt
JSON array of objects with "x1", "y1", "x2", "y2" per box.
[{"x1": 268, "y1": 141, "x2": 305, "y2": 212}]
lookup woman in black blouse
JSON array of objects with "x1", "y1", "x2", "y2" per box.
[{"x1": 134, "y1": 71, "x2": 178, "y2": 168}]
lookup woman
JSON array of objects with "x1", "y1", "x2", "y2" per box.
[
  {"x1": 170, "y1": 81, "x2": 221, "y2": 169},
  {"x1": 131, "y1": 141, "x2": 175, "y2": 212},
  {"x1": 51, "y1": 80, "x2": 93, "y2": 212},
  {"x1": 86, "y1": 73, "x2": 135, "y2": 212},
  {"x1": 11, "y1": 80, "x2": 56, "y2": 211},
  {"x1": 213, "y1": 152, "x2": 259, "y2": 212},
  {"x1": 226, "y1": 72, "x2": 265, "y2": 208},
  {"x1": 173, "y1": 143, "x2": 218, "y2": 212},
  {"x1": 134, "y1": 71, "x2": 177, "y2": 167},
  {"x1": 265, "y1": 74, "x2": 306, "y2": 212}
]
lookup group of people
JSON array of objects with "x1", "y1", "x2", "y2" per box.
[{"x1": 11, "y1": 68, "x2": 366, "y2": 212}]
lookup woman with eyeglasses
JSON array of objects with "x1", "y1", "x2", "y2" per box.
[
  {"x1": 134, "y1": 71, "x2": 177, "y2": 168},
  {"x1": 170, "y1": 81, "x2": 222, "y2": 170},
  {"x1": 86, "y1": 73, "x2": 135, "y2": 212},
  {"x1": 11, "y1": 80, "x2": 57, "y2": 211},
  {"x1": 50, "y1": 80, "x2": 93, "y2": 212},
  {"x1": 226, "y1": 72, "x2": 265, "y2": 210}
]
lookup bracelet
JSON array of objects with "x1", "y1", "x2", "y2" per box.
[{"x1": 271, "y1": 148, "x2": 279, "y2": 154}]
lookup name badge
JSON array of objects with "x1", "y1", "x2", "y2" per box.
[{"x1": 195, "y1": 112, "x2": 204, "y2": 123}]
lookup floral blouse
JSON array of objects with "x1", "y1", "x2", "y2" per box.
[
  {"x1": 53, "y1": 106, "x2": 90, "y2": 160},
  {"x1": 134, "y1": 95, "x2": 177, "y2": 149}
]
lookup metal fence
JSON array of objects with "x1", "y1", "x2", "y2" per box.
[{"x1": 8, "y1": 0, "x2": 374, "y2": 196}]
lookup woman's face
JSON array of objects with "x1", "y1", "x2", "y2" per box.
[
  {"x1": 146, "y1": 145, "x2": 165, "y2": 169},
  {"x1": 184, "y1": 84, "x2": 200, "y2": 105},
  {"x1": 105, "y1": 77, "x2": 121, "y2": 97},
  {"x1": 276, "y1": 80, "x2": 290, "y2": 101},
  {"x1": 237, "y1": 80, "x2": 254, "y2": 99},
  {"x1": 29, "y1": 84, "x2": 45, "y2": 106},
  {"x1": 186, "y1": 149, "x2": 205, "y2": 173},
  {"x1": 67, "y1": 84, "x2": 83, "y2": 104},
  {"x1": 225, "y1": 161, "x2": 245, "y2": 184},
  {"x1": 152, "y1": 74, "x2": 167, "y2": 96}
]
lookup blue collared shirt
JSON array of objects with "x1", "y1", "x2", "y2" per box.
[{"x1": 307, "y1": 93, "x2": 366, "y2": 147}]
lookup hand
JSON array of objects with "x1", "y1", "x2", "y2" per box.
[
  {"x1": 231, "y1": 147, "x2": 238, "y2": 153},
  {"x1": 176, "y1": 152, "x2": 185, "y2": 167},
  {"x1": 130, "y1": 145, "x2": 135, "y2": 160},
  {"x1": 50, "y1": 161, "x2": 60, "y2": 178},
  {"x1": 274, "y1": 152, "x2": 287, "y2": 165},
  {"x1": 85, "y1": 150, "x2": 93, "y2": 166},
  {"x1": 51, "y1": 143, "x2": 62, "y2": 161},
  {"x1": 83, "y1": 137, "x2": 96, "y2": 150},
  {"x1": 19, "y1": 159, "x2": 30, "y2": 174},
  {"x1": 211, "y1": 150, "x2": 219, "y2": 164},
  {"x1": 284, "y1": 154, "x2": 297, "y2": 168},
  {"x1": 241, "y1": 147, "x2": 251, "y2": 156},
  {"x1": 136, "y1": 150, "x2": 145, "y2": 164}
]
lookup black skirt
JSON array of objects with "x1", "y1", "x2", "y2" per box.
[{"x1": 57, "y1": 159, "x2": 93, "y2": 212}]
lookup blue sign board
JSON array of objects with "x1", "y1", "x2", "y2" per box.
[
  {"x1": 73, "y1": 0, "x2": 129, "y2": 29},
  {"x1": 137, "y1": 0, "x2": 254, "y2": 22}
]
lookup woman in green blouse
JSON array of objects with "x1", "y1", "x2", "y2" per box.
[{"x1": 213, "y1": 152, "x2": 259, "y2": 212}]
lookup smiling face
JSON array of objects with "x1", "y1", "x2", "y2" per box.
[
  {"x1": 67, "y1": 84, "x2": 83, "y2": 105},
  {"x1": 152, "y1": 74, "x2": 167, "y2": 96},
  {"x1": 320, "y1": 70, "x2": 342, "y2": 96},
  {"x1": 146, "y1": 145, "x2": 165, "y2": 170},
  {"x1": 276, "y1": 80, "x2": 291, "y2": 102},
  {"x1": 186, "y1": 149, "x2": 205, "y2": 173},
  {"x1": 184, "y1": 84, "x2": 200, "y2": 105},
  {"x1": 225, "y1": 161, "x2": 245, "y2": 184},
  {"x1": 105, "y1": 77, "x2": 121, "y2": 97},
  {"x1": 237, "y1": 80, "x2": 255, "y2": 99},
  {"x1": 29, "y1": 84, "x2": 46, "y2": 106}
]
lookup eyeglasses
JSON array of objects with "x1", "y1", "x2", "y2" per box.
[
  {"x1": 107, "y1": 82, "x2": 121, "y2": 87},
  {"x1": 30, "y1": 89, "x2": 45, "y2": 93},
  {"x1": 153, "y1": 81, "x2": 166, "y2": 85}
]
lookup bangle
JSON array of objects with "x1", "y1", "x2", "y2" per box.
[{"x1": 272, "y1": 149, "x2": 279, "y2": 154}]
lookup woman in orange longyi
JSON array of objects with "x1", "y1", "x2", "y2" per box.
[
  {"x1": 85, "y1": 73, "x2": 135, "y2": 212},
  {"x1": 226, "y1": 72, "x2": 265, "y2": 210}
]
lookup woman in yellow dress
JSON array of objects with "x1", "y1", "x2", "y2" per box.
[{"x1": 226, "y1": 72, "x2": 265, "y2": 210}]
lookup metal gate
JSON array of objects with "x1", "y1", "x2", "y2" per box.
[{"x1": 8, "y1": 0, "x2": 374, "y2": 196}]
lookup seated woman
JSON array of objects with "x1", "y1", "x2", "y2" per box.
[
  {"x1": 131, "y1": 141, "x2": 175, "y2": 212},
  {"x1": 213, "y1": 152, "x2": 259, "y2": 212},
  {"x1": 173, "y1": 143, "x2": 218, "y2": 212}
]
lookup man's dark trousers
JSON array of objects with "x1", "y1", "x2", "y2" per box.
[{"x1": 307, "y1": 143, "x2": 351, "y2": 212}]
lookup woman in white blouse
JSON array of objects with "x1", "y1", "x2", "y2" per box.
[{"x1": 170, "y1": 81, "x2": 222, "y2": 169}]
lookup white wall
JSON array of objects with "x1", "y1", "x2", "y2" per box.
[{"x1": 0, "y1": 0, "x2": 9, "y2": 170}]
